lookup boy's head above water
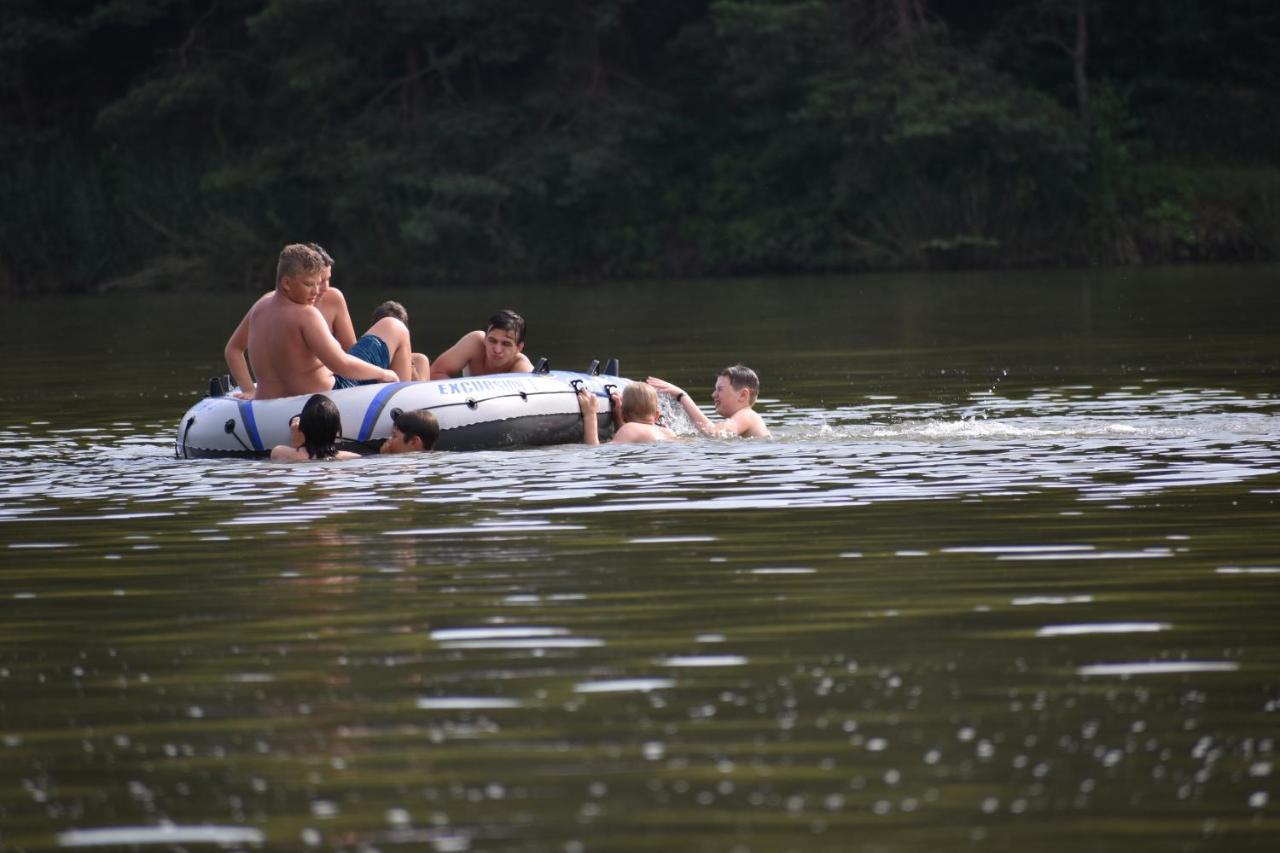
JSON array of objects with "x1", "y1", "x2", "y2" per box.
[
  {"x1": 298, "y1": 393, "x2": 342, "y2": 459},
  {"x1": 381, "y1": 408, "x2": 441, "y2": 454},
  {"x1": 621, "y1": 383, "x2": 660, "y2": 423},
  {"x1": 713, "y1": 364, "x2": 760, "y2": 416}
]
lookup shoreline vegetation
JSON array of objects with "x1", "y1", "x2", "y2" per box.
[{"x1": 2, "y1": 1, "x2": 1277, "y2": 295}]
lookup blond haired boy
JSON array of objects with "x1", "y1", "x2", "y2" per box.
[{"x1": 577, "y1": 383, "x2": 676, "y2": 445}]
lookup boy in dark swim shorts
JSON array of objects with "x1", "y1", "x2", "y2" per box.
[{"x1": 332, "y1": 301, "x2": 417, "y2": 389}]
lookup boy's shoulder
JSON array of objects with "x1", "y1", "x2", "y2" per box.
[
  {"x1": 727, "y1": 406, "x2": 769, "y2": 437},
  {"x1": 319, "y1": 287, "x2": 347, "y2": 306},
  {"x1": 615, "y1": 422, "x2": 676, "y2": 444}
]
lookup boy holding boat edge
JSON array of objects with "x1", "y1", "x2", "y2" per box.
[
  {"x1": 270, "y1": 394, "x2": 360, "y2": 461},
  {"x1": 577, "y1": 383, "x2": 676, "y2": 445}
]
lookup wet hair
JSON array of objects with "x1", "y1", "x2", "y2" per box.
[
  {"x1": 308, "y1": 242, "x2": 335, "y2": 267},
  {"x1": 299, "y1": 393, "x2": 343, "y2": 459},
  {"x1": 276, "y1": 243, "x2": 327, "y2": 286},
  {"x1": 621, "y1": 383, "x2": 659, "y2": 422},
  {"x1": 392, "y1": 409, "x2": 441, "y2": 450},
  {"x1": 719, "y1": 364, "x2": 761, "y2": 405},
  {"x1": 486, "y1": 309, "x2": 526, "y2": 344},
  {"x1": 373, "y1": 300, "x2": 408, "y2": 324}
]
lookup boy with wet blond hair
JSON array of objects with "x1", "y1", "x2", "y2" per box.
[
  {"x1": 228, "y1": 243, "x2": 405, "y2": 400},
  {"x1": 227, "y1": 243, "x2": 359, "y2": 397},
  {"x1": 577, "y1": 382, "x2": 676, "y2": 445}
]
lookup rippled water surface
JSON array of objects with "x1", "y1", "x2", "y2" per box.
[{"x1": 1, "y1": 268, "x2": 1278, "y2": 851}]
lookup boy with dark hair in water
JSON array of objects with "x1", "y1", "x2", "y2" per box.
[
  {"x1": 380, "y1": 408, "x2": 441, "y2": 454},
  {"x1": 271, "y1": 394, "x2": 360, "y2": 461},
  {"x1": 647, "y1": 364, "x2": 770, "y2": 438}
]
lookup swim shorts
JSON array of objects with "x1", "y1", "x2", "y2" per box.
[{"x1": 333, "y1": 334, "x2": 391, "y2": 390}]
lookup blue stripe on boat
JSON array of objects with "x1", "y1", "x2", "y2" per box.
[
  {"x1": 238, "y1": 400, "x2": 264, "y2": 451},
  {"x1": 358, "y1": 382, "x2": 412, "y2": 442}
]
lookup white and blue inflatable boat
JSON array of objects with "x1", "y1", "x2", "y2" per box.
[{"x1": 175, "y1": 361, "x2": 631, "y2": 458}]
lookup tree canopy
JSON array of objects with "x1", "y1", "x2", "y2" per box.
[{"x1": 2, "y1": 0, "x2": 1277, "y2": 292}]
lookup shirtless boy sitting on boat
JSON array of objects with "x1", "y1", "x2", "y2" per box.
[
  {"x1": 234, "y1": 244, "x2": 404, "y2": 401},
  {"x1": 227, "y1": 245, "x2": 429, "y2": 397},
  {"x1": 577, "y1": 383, "x2": 676, "y2": 445},
  {"x1": 429, "y1": 309, "x2": 533, "y2": 378},
  {"x1": 367, "y1": 300, "x2": 432, "y2": 380},
  {"x1": 647, "y1": 364, "x2": 771, "y2": 438},
  {"x1": 226, "y1": 243, "x2": 353, "y2": 397}
]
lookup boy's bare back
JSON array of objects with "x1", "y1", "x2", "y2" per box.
[
  {"x1": 247, "y1": 263, "x2": 398, "y2": 400},
  {"x1": 248, "y1": 292, "x2": 338, "y2": 399}
]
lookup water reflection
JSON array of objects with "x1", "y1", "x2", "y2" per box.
[{"x1": 2, "y1": 283, "x2": 1280, "y2": 850}]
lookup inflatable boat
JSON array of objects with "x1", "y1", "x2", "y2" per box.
[{"x1": 175, "y1": 360, "x2": 631, "y2": 459}]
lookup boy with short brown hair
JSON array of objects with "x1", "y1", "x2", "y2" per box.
[{"x1": 647, "y1": 364, "x2": 770, "y2": 438}]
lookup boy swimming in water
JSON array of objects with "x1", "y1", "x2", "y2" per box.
[
  {"x1": 577, "y1": 383, "x2": 676, "y2": 445},
  {"x1": 380, "y1": 408, "x2": 441, "y2": 454},
  {"x1": 647, "y1": 364, "x2": 770, "y2": 438},
  {"x1": 270, "y1": 394, "x2": 360, "y2": 461}
]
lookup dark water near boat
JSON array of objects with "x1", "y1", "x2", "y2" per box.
[{"x1": 1, "y1": 267, "x2": 1278, "y2": 852}]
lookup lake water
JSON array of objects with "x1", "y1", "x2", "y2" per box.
[{"x1": 1, "y1": 266, "x2": 1278, "y2": 851}]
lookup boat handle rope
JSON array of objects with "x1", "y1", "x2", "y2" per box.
[
  {"x1": 223, "y1": 419, "x2": 253, "y2": 452},
  {"x1": 179, "y1": 417, "x2": 196, "y2": 458},
  {"x1": 426, "y1": 387, "x2": 591, "y2": 413}
]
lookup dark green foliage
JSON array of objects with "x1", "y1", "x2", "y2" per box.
[{"x1": 1, "y1": 0, "x2": 1276, "y2": 292}]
